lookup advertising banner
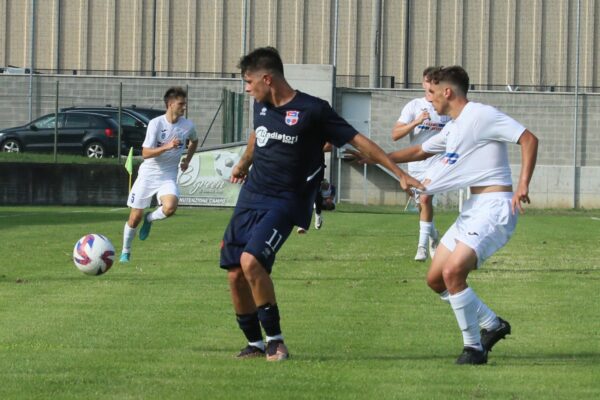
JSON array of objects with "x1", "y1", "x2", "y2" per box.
[{"x1": 177, "y1": 143, "x2": 247, "y2": 207}]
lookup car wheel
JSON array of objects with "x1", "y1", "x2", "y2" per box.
[
  {"x1": 2, "y1": 139, "x2": 22, "y2": 153},
  {"x1": 85, "y1": 142, "x2": 105, "y2": 158}
]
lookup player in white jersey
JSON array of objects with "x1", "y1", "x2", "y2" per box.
[
  {"x1": 392, "y1": 67, "x2": 451, "y2": 261},
  {"x1": 384, "y1": 66, "x2": 538, "y2": 364},
  {"x1": 119, "y1": 87, "x2": 199, "y2": 263}
]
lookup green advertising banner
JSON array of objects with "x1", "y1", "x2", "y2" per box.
[{"x1": 177, "y1": 143, "x2": 247, "y2": 207}]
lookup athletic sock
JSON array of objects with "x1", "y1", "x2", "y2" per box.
[
  {"x1": 236, "y1": 312, "x2": 263, "y2": 345},
  {"x1": 477, "y1": 301, "x2": 500, "y2": 331},
  {"x1": 266, "y1": 334, "x2": 284, "y2": 343},
  {"x1": 449, "y1": 287, "x2": 483, "y2": 350},
  {"x1": 122, "y1": 222, "x2": 136, "y2": 253},
  {"x1": 418, "y1": 221, "x2": 433, "y2": 248},
  {"x1": 429, "y1": 221, "x2": 437, "y2": 238},
  {"x1": 147, "y1": 206, "x2": 167, "y2": 222},
  {"x1": 257, "y1": 303, "x2": 283, "y2": 339},
  {"x1": 248, "y1": 340, "x2": 265, "y2": 351},
  {"x1": 439, "y1": 289, "x2": 450, "y2": 304}
]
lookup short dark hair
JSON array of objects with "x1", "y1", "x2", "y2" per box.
[
  {"x1": 422, "y1": 66, "x2": 437, "y2": 80},
  {"x1": 238, "y1": 47, "x2": 284, "y2": 77},
  {"x1": 163, "y1": 86, "x2": 187, "y2": 107},
  {"x1": 430, "y1": 66, "x2": 470, "y2": 96}
]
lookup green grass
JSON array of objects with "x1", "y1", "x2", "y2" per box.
[{"x1": 0, "y1": 206, "x2": 599, "y2": 399}]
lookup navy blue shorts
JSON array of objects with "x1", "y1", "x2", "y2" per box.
[{"x1": 220, "y1": 206, "x2": 295, "y2": 274}]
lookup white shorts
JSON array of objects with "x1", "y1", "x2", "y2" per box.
[
  {"x1": 127, "y1": 177, "x2": 179, "y2": 209},
  {"x1": 440, "y1": 192, "x2": 517, "y2": 268}
]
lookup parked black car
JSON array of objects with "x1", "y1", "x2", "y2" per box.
[
  {"x1": 0, "y1": 112, "x2": 124, "y2": 158},
  {"x1": 61, "y1": 106, "x2": 165, "y2": 153}
]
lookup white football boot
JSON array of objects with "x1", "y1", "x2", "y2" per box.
[
  {"x1": 414, "y1": 246, "x2": 428, "y2": 262},
  {"x1": 315, "y1": 214, "x2": 323, "y2": 230}
]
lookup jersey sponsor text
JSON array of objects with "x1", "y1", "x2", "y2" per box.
[{"x1": 255, "y1": 126, "x2": 298, "y2": 147}]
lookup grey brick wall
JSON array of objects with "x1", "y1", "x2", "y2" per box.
[
  {"x1": 366, "y1": 88, "x2": 600, "y2": 167},
  {"x1": 338, "y1": 88, "x2": 600, "y2": 208}
]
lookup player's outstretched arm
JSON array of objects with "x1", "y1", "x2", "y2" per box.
[
  {"x1": 512, "y1": 129, "x2": 539, "y2": 214},
  {"x1": 388, "y1": 145, "x2": 433, "y2": 163},
  {"x1": 349, "y1": 133, "x2": 424, "y2": 194},
  {"x1": 356, "y1": 144, "x2": 432, "y2": 165},
  {"x1": 230, "y1": 131, "x2": 256, "y2": 184}
]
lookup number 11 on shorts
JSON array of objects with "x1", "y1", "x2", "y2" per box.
[{"x1": 265, "y1": 229, "x2": 283, "y2": 251}]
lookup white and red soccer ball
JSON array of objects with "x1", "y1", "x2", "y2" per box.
[{"x1": 72, "y1": 234, "x2": 115, "y2": 276}]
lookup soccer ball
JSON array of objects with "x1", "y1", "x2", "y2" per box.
[
  {"x1": 214, "y1": 151, "x2": 240, "y2": 180},
  {"x1": 72, "y1": 234, "x2": 115, "y2": 276}
]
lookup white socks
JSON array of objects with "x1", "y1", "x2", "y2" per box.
[
  {"x1": 439, "y1": 290, "x2": 450, "y2": 303},
  {"x1": 440, "y1": 288, "x2": 499, "y2": 336},
  {"x1": 266, "y1": 334, "x2": 284, "y2": 343},
  {"x1": 249, "y1": 340, "x2": 265, "y2": 351},
  {"x1": 122, "y1": 222, "x2": 137, "y2": 253},
  {"x1": 449, "y1": 287, "x2": 483, "y2": 350},
  {"x1": 418, "y1": 221, "x2": 434, "y2": 248},
  {"x1": 147, "y1": 206, "x2": 167, "y2": 222},
  {"x1": 122, "y1": 207, "x2": 168, "y2": 253},
  {"x1": 477, "y1": 300, "x2": 500, "y2": 331}
]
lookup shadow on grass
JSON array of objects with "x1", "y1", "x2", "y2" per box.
[
  {"x1": 480, "y1": 267, "x2": 600, "y2": 274},
  {"x1": 190, "y1": 345, "x2": 600, "y2": 365},
  {"x1": 293, "y1": 352, "x2": 600, "y2": 364},
  {"x1": 492, "y1": 352, "x2": 600, "y2": 365}
]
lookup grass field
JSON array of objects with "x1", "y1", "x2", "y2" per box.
[{"x1": 1, "y1": 206, "x2": 599, "y2": 399}]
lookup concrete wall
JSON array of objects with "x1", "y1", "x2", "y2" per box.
[
  {"x1": 337, "y1": 88, "x2": 600, "y2": 209},
  {"x1": 286, "y1": 64, "x2": 334, "y2": 104},
  {"x1": 0, "y1": 162, "x2": 138, "y2": 206}
]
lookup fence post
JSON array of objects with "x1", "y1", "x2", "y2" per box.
[
  {"x1": 185, "y1": 84, "x2": 189, "y2": 119},
  {"x1": 53, "y1": 80, "x2": 59, "y2": 163},
  {"x1": 221, "y1": 89, "x2": 229, "y2": 143},
  {"x1": 235, "y1": 92, "x2": 244, "y2": 141},
  {"x1": 118, "y1": 82, "x2": 122, "y2": 161}
]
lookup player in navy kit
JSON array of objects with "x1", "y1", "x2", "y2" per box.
[{"x1": 220, "y1": 47, "x2": 424, "y2": 361}]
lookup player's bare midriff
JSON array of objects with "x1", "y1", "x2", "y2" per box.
[{"x1": 470, "y1": 185, "x2": 512, "y2": 194}]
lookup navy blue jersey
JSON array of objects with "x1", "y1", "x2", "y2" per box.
[{"x1": 244, "y1": 91, "x2": 358, "y2": 198}]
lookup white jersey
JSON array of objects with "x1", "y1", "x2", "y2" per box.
[
  {"x1": 137, "y1": 115, "x2": 198, "y2": 180},
  {"x1": 421, "y1": 102, "x2": 525, "y2": 194},
  {"x1": 398, "y1": 97, "x2": 451, "y2": 174}
]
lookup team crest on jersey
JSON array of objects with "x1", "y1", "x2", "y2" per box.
[
  {"x1": 285, "y1": 111, "x2": 299, "y2": 126},
  {"x1": 260, "y1": 107, "x2": 267, "y2": 116},
  {"x1": 160, "y1": 129, "x2": 168, "y2": 141}
]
